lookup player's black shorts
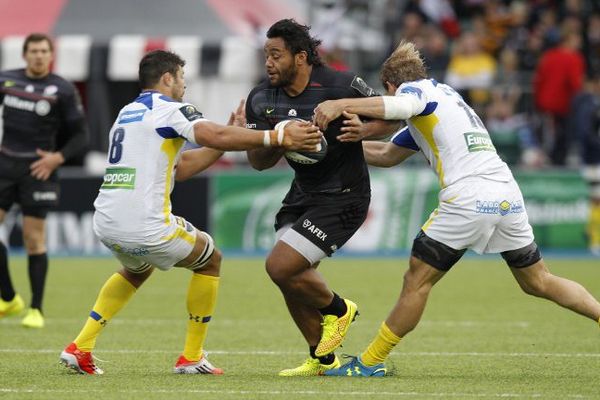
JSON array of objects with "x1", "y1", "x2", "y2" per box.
[
  {"x1": 274, "y1": 185, "x2": 370, "y2": 256},
  {"x1": 0, "y1": 153, "x2": 60, "y2": 218}
]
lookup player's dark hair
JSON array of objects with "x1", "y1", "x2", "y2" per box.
[
  {"x1": 267, "y1": 19, "x2": 323, "y2": 66},
  {"x1": 138, "y1": 50, "x2": 185, "y2": 89},
  {"x1": 22, "y1": 33, "x2": 54, "y2": 54}
]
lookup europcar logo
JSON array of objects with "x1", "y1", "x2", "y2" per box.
[
  {"x1": 101, "y1": 167, "x2": 136, "y2": 190},
  {"x1": 464, "y1": 132, "x2": 495, "y2": 152}
]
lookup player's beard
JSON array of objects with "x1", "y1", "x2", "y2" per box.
[{"x1": 275, "y1": 64, "x2": 298, "y2": 88}]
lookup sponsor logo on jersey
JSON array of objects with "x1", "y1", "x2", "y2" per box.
[
  {"x1": 3, "y1": 80, "x2": 15, "y2": 87},
  {"x1": 265, "y1": 107, "x2": 274, "y2": 115},
  {"x1": 4, "y1": 94, "x2": 35, "y2": 112},
  {"x1": 109, "y1": 243, "x2": 149, "y2": 256},
  {"x1": 43, "y1": 85, "x2": 58, "y2": 96},
  {"x1": 475, "y1": 200, "x2": 524, "y2": 215},
  {"x1": 101, "y1": 167, "x2": 136, "y2": 190},
  {"x1": 179, "y1": 105, "x2": 204, "y2": 121},
  {"x1": 302, "y1": 219, "x2": 328, "y2": 241},
  {"x1": 3, "y1": 94, "x2": 52, "y2": 116},
  {"x1": 464, "y1": 132, "x2": 496, "y2": 152},
  {"x1": 118, "y1": 109, "x2": 146, "y2": 124},
  {"x1": 400, "y1": 85, "x2": 423, "y2": 99}
]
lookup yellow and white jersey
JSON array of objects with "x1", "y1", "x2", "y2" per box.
[
  {"x1": 93, "y1": 90, "x2": 206, "y2": 243},
  {"x1": 397, "y1": 79, "x2": 512, "y2": 188}
]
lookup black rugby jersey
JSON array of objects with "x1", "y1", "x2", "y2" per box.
[
  {"x1": 0, "y1": 68, "x2": 87, "y2": 159},
  {"x1": 246, "y1": 65, "x2": 376, "y2": 194}
]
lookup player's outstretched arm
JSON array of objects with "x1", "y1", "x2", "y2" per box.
[
  {"x1": 175, "y1": 100, "x2": 248, "y2": 181},
  {"x1": 175, "y1": 147, "x2": 224, "y2": 181},
  {"x1": 247, "y1": 147, "x2": 286, "y2": 171},
  {"x1": 192, "y1": 120, "x2": 321, "y2": 152},
  {"x1": 363, "y1": 141, "x2": 416, "y2": 167},
  {"x1": 337, "y1": 111, "x2": 401, "y2": 142},
  {"x1": 314, "y1": 95, "x2": 425, "y2": 130}
]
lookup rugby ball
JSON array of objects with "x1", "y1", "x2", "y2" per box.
[{"x1": 276, "y1": 118, "x2": 328, "y2": 165}]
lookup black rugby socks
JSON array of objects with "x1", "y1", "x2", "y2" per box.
[
  {"x1": 318, "y1": 292, "x2": 347, "y2": 318},
  {"x1": 28, "y1": 253, "x2": 48, "y2": 311},
  {"x1": 0, "y1": 242, "x2": 15, "y2": 301},
  {"x1": 309, "y1": 345, "x2": 336, "y2": 365}
]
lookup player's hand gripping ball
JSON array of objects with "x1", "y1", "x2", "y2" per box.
[{"x1": 276, "y1": 118, "x2": 328, "y2": 164}]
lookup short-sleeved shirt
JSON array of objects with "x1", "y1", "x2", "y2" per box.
[
  {"x1": 93, "y1": 91, "x2": 206, "y2": 242},
  {"x1": 246, "y1": 65, "x2": 376, "y2": 196}
]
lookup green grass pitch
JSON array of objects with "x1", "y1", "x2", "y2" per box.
[{"x1": 1, "y1": 256, "x2": 599, "y2": 399}]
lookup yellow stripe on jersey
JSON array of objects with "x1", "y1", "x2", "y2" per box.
[
  {"x1": 161, "y1": 226, "x2": 196, "y2": 245},
  {"x1": 422, "y1": 208, "x2": 439, "y2": 232},
  {"x1": 160, "y1": 138, "x2": 185, "y2": 224},
  {"x1": 411, "y1": 114, "x2": 444, "y2": 188}
]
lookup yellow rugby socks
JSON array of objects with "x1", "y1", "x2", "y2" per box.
[
  {"x1": 182, "y1": 273, "x2": 219, "y2": 361},
  {"x1": 361, "y1": 322, "x2": 402, "y2": 366},
  {"x1": 74, "y1": 273, "x2": 137, "y2": 351}
]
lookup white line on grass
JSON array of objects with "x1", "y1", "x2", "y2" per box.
[
  {"x1": 0, "y1": 388, "x2": 588, "y2": 398},
  {"x1": 1, "y1": 348, "x2": 599, "y2": 358},
  {"x1": 0, "y1": 318, "x2": 531, "y2": 327}
]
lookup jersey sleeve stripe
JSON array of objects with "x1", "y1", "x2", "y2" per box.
[
  {"x1": 417, "y1": 101, "x2": 438, "y2": 116},
  {"x1": 391, "y1": 127, "x2": 419, "y2": 151},
  {"x1": 156, "y1": 126, "x2": 181, "y2": 139}
]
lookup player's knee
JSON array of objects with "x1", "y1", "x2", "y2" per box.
[
  {"x1": 401, "y1": 257, "x2": 436, "y2": 295},
  {"x1": 516, "y1": 267, "x2": 553, "y2": 298},
  {"x1": 202, "y1": 248, "x2": 222, "y2": 275},
  {"x1": 265, "y1": 258, "x2": 284, "y2": 285},
  {"x1": 402, "y1": 268, "x2": 431, "y2": 296},
  {"x1": 517, "y1": 275, "x2": 548, "y2": 297},
  {"x1": 22, "y1": 232, "x2": 46, "y2": 254},
  {"x1": 265, "y1": 256, "x2": 293, "y2": 286}
]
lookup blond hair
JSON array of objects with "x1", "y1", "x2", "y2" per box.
[{"x1": 380, "y1": 40, "x2": 427, "y2": 87}]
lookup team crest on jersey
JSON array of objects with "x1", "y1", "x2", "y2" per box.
[
  {"x1": 288, "y1": 109, "x2": 297, "y2": 117},
  {"x1": 351, "y1": 76, "x2": 376, "y2": 97},
  {"x1": 35, "y1": 100, "x2": 51, "y2": 116},
  {"x1": 179, "y1": 105, "x2": 203, "y2": 121},
  {"x1": 43, "y1": 85, "x2": 58, "y2": 96}
]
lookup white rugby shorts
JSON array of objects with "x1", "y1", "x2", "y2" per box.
[
  {"x1": 422, "y1": 177, "x2": 534, "y2": 254},
  {"x1": 96, "y1": 215, "x2": 199, "y2": 272}
]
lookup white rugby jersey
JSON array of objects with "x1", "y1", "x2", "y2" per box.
[
  {"x1": 93, "y1": 91, "x2": 205, "y2": 241},
  {"x1": 395, "y1": 79, "x2": 512, "y2": 188}
]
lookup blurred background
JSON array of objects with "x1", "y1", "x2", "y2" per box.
[{"x1": 1, "y1": 0, "x2": 599, "y2": 256}]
